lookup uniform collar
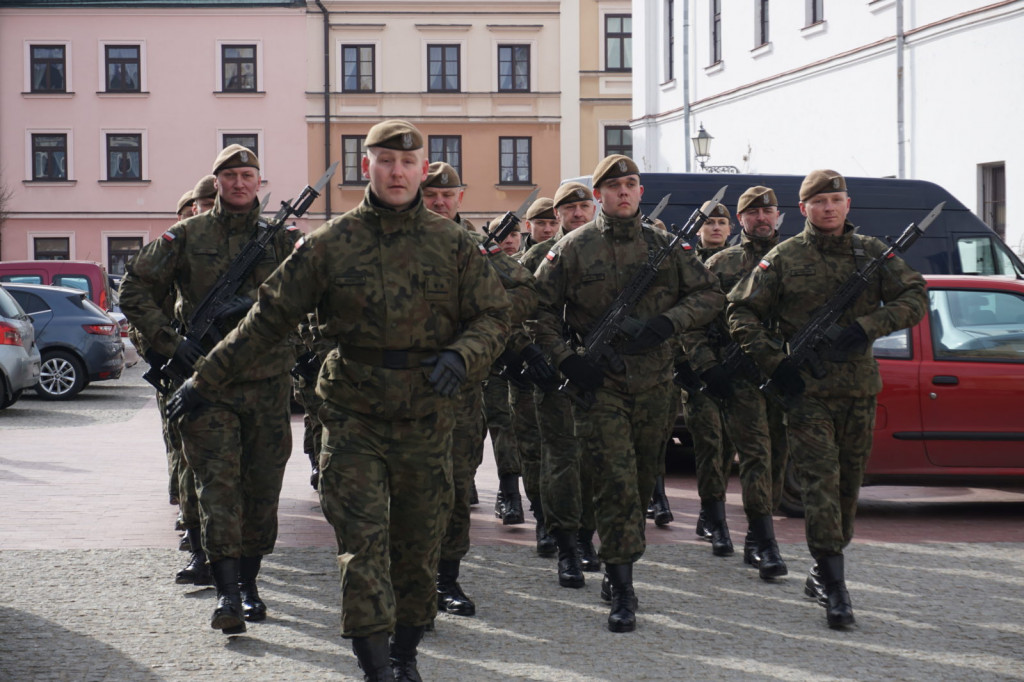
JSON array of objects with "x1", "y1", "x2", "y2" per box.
[
  {"x1": 803, "y1": 218, "x2": 858, "y2": 252},
  {"x1": 596, "y1": 209, "x2": 642, "y2": 241},
  {"x1": 362, "y1": 186, "x2": 425, "y2": 234},
  {"x1": 212, "y1": 195, "x2": 262, "y2": 235}
]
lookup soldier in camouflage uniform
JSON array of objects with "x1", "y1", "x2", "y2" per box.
[
  {"x1": 702, "y1": 186, "x2": 790, "y2": 580},
  {"x1": 520, "y1": 183, "x2": 602, "y2": 585},
  {"x1": 121, "y1": 146, "x2": 301, "y2": 635},
  {"x1": 420, "y1": 162, "x2": 537, "y2": 620},
  {"x1": 728, "y1": 170, "x2": 927, "y2": 629},
  {"x1": 168, "y1": 122, "x2": 510, "y2": 681},
  {"x1": 291, "y1": 313, "x2": 330, "y2": 489},
  {"x1": 192, "y1": 174, "x2": 217, "y2": 214},
  {"x1": 534, "y1": 156, "x2": 724, "y2": 632}
]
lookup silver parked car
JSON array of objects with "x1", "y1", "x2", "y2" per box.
[{"x1": 0, "y1": 285, "x2": 42, "y2": 409}]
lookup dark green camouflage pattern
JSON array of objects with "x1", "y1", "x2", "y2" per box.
[
  {"x1": 441, "y1": 382, "x2": 485, "y2": 561},
  {"x1": 483, "y1": 375, "x2": 519, "y2": 477}
]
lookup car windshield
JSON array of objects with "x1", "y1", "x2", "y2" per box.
[{"x1": 929, "y1": 288, "x2": 1024, "y2": 361}]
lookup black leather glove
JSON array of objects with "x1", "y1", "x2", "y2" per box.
[
  {"x1": 422, "y1": 350, "x2": 467, "y2": 398},
  {"x1": 290, "y1": 350, "x2": 322, "y2": 385},
  {"x1": 770, "y1": 358, "x2": 806, "y2": 398},
  {"x1": 672, "y1": 361, "x2": 702, "y2": 391},
  {"x1": 520, "y1": 344, "x2": 557, "y2": 386},
  {"x1": 832, "y1": 322, "x2": 869, "y2": 353},
  {"x1": 622, "y1": 315, "x2": 675, "y2": 353},
  {"x1": 166, "y1": 377, "x2": 209, "y2": 420},
  {"x1": 558, "y1": 355, "x2": 604, "y2": 392},
  {"x1": 172, "y1": 337, "x2": 203, "y2": 373},
  {"x1": 700, "y1": 365, "x2": 734, "y2": 401}
]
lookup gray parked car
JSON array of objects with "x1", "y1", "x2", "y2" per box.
[
  {"x1": 0, "y1": 285, "x2": 42, "y2": 409},
  {"x1": 3, "y1": 283, "x2": 124, "y2": 400}
]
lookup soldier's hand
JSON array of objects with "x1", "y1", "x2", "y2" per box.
[
  {"x1": 700, "y1": 365, "x2": 734, "y2": 401},
  {"x1": 622, "y1": 315, "x2": 675, "y2": 353},
  {"x1": 558, "y1": 355, "x2": 604, "y2": 392},
  {"x1": 166, "y1": 377, "x2": 209, "y2": 420},
  {"x1": 672, "y1": 361, "x2": 702, "y2": 391},
  {"x1": 173, "y1": 337, "x2": 203, "y2": 372},
  {"x1": 290, "y1": 350, "x2": 322, "y2": 385},
  {"x1": 423, "y1": 350, "x2": 467, "y2": 397},
  {"x1": 770, "y1": 358, "x2": 806, "y2": 398},
  {"x1": 833, "y1": 322, "x2": 869, "y2": 354},
  {"x1": 520, "y1": 344, "x2": 557, "y2": 387}
]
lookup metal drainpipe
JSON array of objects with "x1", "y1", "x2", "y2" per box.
[
  {"x1": 896, "y1": 0, "x2": 905, "y2": 179},
  {"x1": 316, "y1": 0, "x2": 332, "y2": 218},
  {"x1": 683, "y1": 0, "x2": 691, "y2": 172}
]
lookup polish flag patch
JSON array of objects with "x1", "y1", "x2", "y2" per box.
[
  {"x1": 161, "y1": 231, "x2": 176, "y2": 242},
  {"x1": 545, "y1": 250, "x2": 558, "y2": 262},
  {"x1": 294, "y1": 235, "x2": 306, "y2": 250},
  {"x1": 758, "y1": 259, "x2": 771, "y2": 270}
]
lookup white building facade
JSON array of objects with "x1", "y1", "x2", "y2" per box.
[{"x1": 631, "y1": 0, "x2": 1022, "y2": 255}]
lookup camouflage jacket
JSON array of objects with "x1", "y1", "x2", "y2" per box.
[
  {"x1": 193, "y1": 187, "x2": 512, "y2": 420},
  {"x1": 119, "y1": 196, "x2": 300, "y2": 381},
  {"x1": 672, "y1": 240, "x2": 728, "y2": 368},
  {"x1": 727, "y1": 219, "x2": 927, "y2": 398},
  {"x1": 534, "y1": 209, "x2": 725, "y2": 393},
  {"x1": 520, "y1": 226, "x2": 568, "y2": 274},
  {"x1": 472, "y1": 231, "x2": 537, "y2": 353}
]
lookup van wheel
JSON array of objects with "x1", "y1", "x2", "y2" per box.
[
  {"x1": 777, "y1": 458, "x2": 805, "y2": 518},
  {"x1": 36, "y1": 351, "x2": 86, "y2": 400}
]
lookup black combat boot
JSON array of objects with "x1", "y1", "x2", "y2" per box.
[
  {"x1": 210, "y1": 558, "x2": 246, "y2": 634},
  {"x1": 743, "y1": 527, "x2": 761, "y2": 567},
  {"x1": 494, "y1": 474, "x2": 525, "y2": 525},
  {"x1": 391, "y1": 624, "x2": 425, "y2": 682},
  {"x1": 534, "y1": 508, "x2": 557, "y2": 557},
  {"x1": 553, "y1": 530, "x2": 585, "y2": 588},
  {"x1": 175, "y1": 528, "x2": 212, "y2": 586},
  {"x1": 576, "y1": 527, "x2": 601, "y2": 572},
  {"x1": 352, "y1": 631, "x2": 392, "y2": 682},
  {"x1": 649, "y1": 475, "x2": 674, "y2": 526},
  {"x1": 704, "y1": 499, "x2": 734, "y2": 557},
  {"x1": 604, "y1": 563, "x2": 638, "y2": 633},
  {"x1": 817, "y1": 554, "x2": 855, "y2": 628},
  {"x1": 804, "y1": 563, "x2": 827, "y2": 606},
  {"x1": 239, "y1": 555, "x2": 267, "y2": 621},
  {"x1": 749, "y1": 515, "x2": 788, "y2": 580},
  {"x1": 436, "y1": 558, "x2": 475, "y2": 616},
  {"x1": 694, "y1": 507, "x2": 712, "y2": 541}
]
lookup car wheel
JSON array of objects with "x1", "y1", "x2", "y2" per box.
[
  {"x1": 36, "y1": 350, "x2": 86, "y2": 401},
  {"x1": 777, "y1": 458, "x2": 805, "y2": 518},
  {"x1": 0, "y1": 376, "x2": 14, "y2": 409}
]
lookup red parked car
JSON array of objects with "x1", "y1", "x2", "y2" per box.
[{"x1": 778, "y1": 274, "x2": 1024, "y2": 516}]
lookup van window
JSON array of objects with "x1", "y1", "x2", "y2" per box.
[
  {"x1": 956, "y1": 236, "x2": 1024, "y2": 277},
  {"x1": 54, "y1": 274, "x2": 93, "y2": 298},
  {"x1": 0, "y1": 274, "x2": 44, "y2": 285}
]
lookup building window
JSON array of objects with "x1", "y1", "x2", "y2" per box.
[
  {"x1": 30, "y1": 45, "x2": 66, "y2": 92},
  {"x1": 711, "y1": 0, "x2": 722, "y2": 64},
  {"x1": 499, "y1": 137, "x2": 531, "y2": 185},
  {"x1": 342, "y1": 45, "x2": 375, "y2": 92},
  {"x1": 605, "y1": 14, "x2": 632, "y2": 72},
  {"x1": 34, "y1": 237, "x2": 70, "y2": 260},
  {"x1": 105, "y1": 45, "x2": 140, "y2": 92},
  {"x1": 108, "y1": 237, "x2": 144, "y2": 276},
  {"x1": 342, "y1": 136, "x2": 367, "y2": 185},
  {"x1": 222, "y1": 133, "x2": 259, "y2": 156},
  {"x1": 806, "y1": 0, "x2": 824, "y2": 26},
  {"x1": 428, "y1": 45, "x2": 460, "y2": 92},
  {"x1": 222, "y1": 44, "x2": 257, "y2": 92},
  {"x1": 498, "y1": 45, "x2": 530, "y2": 92},
  {"x1": 106, "y1": 134, "x2": 142, "y2": 181},
  {"x1": 981, "y1": 162, "x2": 1006, "y2": 240},
  {"x1": 756, "y1": 0, "x2": 770, "y2": 46},
  {"x1": 665, "y1": 0, "x2": 675, "y2": 81},
  {"x1": 605, "y1": 126, "x2": 633, "y2": 158},
  {"x1": 31, "y1": 133, "x2": 68, "y2": 181},
  {"x1": 428, "y1": 136, "x2": 462, "y2": 179}
]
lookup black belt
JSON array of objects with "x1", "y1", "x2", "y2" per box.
[{"x1": 341, "y1": 345, "x2": 435, "y2": 369}]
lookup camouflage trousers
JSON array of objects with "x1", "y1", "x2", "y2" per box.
[
  {"x1": 683, "y1": 390, "x2": 734, "y2": 504},
  {"x1": 722, "y1": 379, "x2": 789, "y2": 520},
  {"x1": 317, "y1": 401, "x2": 455, "y2": 638},
  {"x1": 577, "y1": 382, "x2": 675, "y2": 565},
  {"x1": 787, "y1": 395, "x2": 876, "y2": 558},
  {"x1": 178, "y1": 374, "x2": 292, "y2": 563},
  {"x1": 157, "y1": 390, "x2": 199, "y2": 530},
  {"x1": 483, "y1": 375, "x2": 519, "y2": 477},
  {"x1": 509, "y1": 382, "x2": 543, "y2": 511},
  {"x1": 537, "y1": 386, "x2": 595, "y2": 534},
  {"x1": 293, "y1": 377, "x2": 324, "y2": 472},
  {"x1": 440, "y1": 383, "x2": 486, "y2": 561}
]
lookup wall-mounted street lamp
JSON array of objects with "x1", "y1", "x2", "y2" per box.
[{"x1": 691, "y1": 123, "x2": 740, "y2": 174}]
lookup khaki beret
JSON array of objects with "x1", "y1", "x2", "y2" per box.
[
  {"x1": 422, "y1": 162, "x2": 463, "y2": 189},
  {"x1": 192, "y1": 174, "x2": 217, "y2": 200},
  {"x1": 364, "y1": 119, "x2": 424, "y2": 151},
  {"x1": 800, "y1": 169, "x2": 847, "y2": 201},
  {"x1": 736, "y1": 186, "x2": 778, "y2": 214},
  {"x1": 701, "y1": 200, "x2": 731, "y2": 220},
  {"x1": 591, "y1": 154, "x2": 640, "y2": 188},
  {"x1": 176, "y1": 190, "x2": 195, "y2": 215},
  {"x1": 212, "y1": 144, "x2": 259, "y2": 174},
  {"x1": 553, "y1": 182, "x2": 592, "y2": 208},
  {"x1": 525, "y1": 197, "x2": 555, "y2": 221}
]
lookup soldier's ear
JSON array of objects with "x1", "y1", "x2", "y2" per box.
[{"x1": 361, "y1": 154, "x2": 370, "y2": 179}]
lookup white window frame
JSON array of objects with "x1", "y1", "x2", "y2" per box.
[
  {"x1": 337, "y1": 40, "x2": 380, "y2": 93},
  {"x1": 102, "y1": 232, "x2": 149, "y2": 275},
  {"x1": 27, "y1": 231, "x2": 76, "y2": 259},
  {"x1": 25, "y1": 128, "x2": 74, "y2": 181},
  {"x1": 492, "y1": 41, "x2": 536, "y2": 93},
  {"x1": 100, "y1": 129, "x2": 149, "y2": 182},
  {"x1": 422, "y1": 39, "x2": 465, "y2": 93},
  {"x1": 97, "y1": 40, "x2": 147, "y2": 93},
  {"x1": 215, "y1": 40, "x2": 264, "y2": 93},
  {"x1": 24, "y1": 40, "x2": 73, "y2": 93}
]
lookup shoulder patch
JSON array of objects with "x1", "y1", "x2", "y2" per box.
[
  {"x1": 478, "y1": 243, "x2": 489, "y2": 256},
  {"x1": 286, "y1": 225, "x2": 301, "y2": 232},
  {"x1": 758, "y1": 258, "x2": 771, "y2": 270},
  {"x1": 681, "y1": 242, "x2": 694, "y2": 251},
  {"x1": 545, "y1": 249, "x2": 558, "y2": 262},
  {"x1": 294, "y1": 235, "x2": 307, "y2": 250},
  {"x1": 161, "y1": 231, "x2": 176, "y2": 242}
]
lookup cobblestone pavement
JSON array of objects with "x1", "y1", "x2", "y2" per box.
[{"x1": 2, "y1": 365, "x2": 1024, "y2": 681}]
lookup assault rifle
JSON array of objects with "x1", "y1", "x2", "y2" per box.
[
  {"x1": 480, "y1": 187, "x2": 539, "y2": 253},
  {"x1": 560, "y1": 185, "x2": 728, "y2": 409},
  {"x1": 143, "y1": 161, "x2": 338, "y2": 394},
  {"x1": 760, "y1": 201, "x2": 944, "y2": 409}
]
